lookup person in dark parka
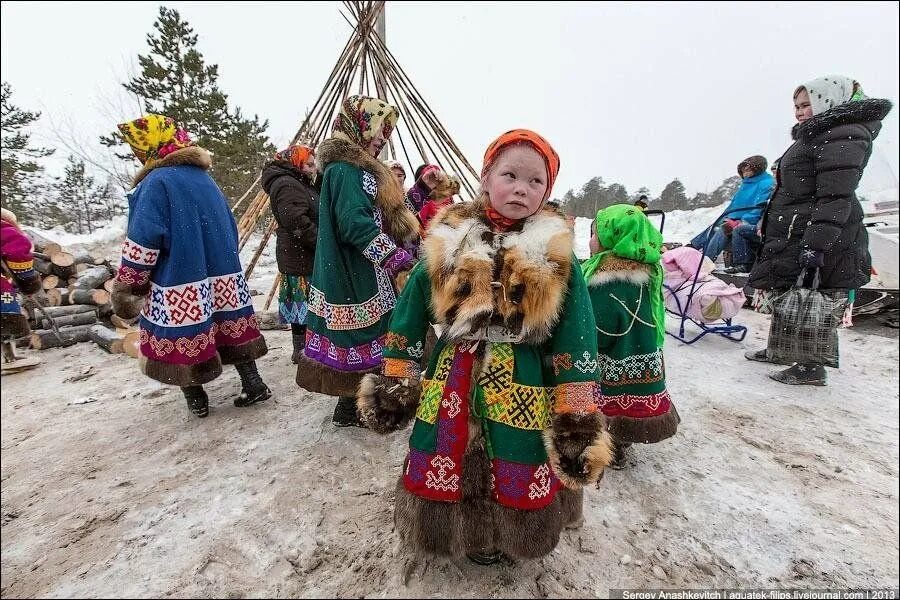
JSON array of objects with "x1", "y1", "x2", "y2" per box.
[
  {"x1": 746, "y1": 75, "x2": 892, "y2": 385},
  {"x1": 261, "y1": 145, "x2": 320, "y2": 364}
]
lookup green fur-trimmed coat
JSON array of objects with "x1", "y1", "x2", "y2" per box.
[
  {"x1": 588, "y1": 255, "x2": 679, "y2": 443},
  {"x1": 365, "y1": 199, "x2": 612, "y2": 560}
]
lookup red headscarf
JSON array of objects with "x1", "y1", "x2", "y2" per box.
[
  {"x1": 274, "y1": 145, "x2": 314, "y2": 170},
  {"x1": 481, "y1": 129, "x2": 560, "y2": 202},
  {"x1": 481, "y1": 129, "x2": 561, "y2": 230}
]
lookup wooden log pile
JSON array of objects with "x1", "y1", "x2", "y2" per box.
[{"x1": 23, "y1": 231, "x2": 132, "y2": 356}]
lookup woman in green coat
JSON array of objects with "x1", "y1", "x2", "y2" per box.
[{"x1": 296, "y1": 95, "x2": 420, "y2": 426}]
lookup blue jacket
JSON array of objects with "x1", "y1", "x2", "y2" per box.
[{"x1": 725, "y1": 172, "x2": 775, "y2": 225}]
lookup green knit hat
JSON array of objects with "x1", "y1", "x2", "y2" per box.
[{"x1": 582, "y1": 204, "x2": 666, "y2": 347}]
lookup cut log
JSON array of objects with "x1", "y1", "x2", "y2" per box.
[
  {"x1": 110, "y1": 314, "x2": 138, "y2": 330},
  {"x1": 50, "y1": 252, "x2": 76, "y2": 279},
  {"x1": 75, "y1": 263, "x2": 89, "y2": 274},
  {"x1": 55, "y1": 288, "x2": 74, "y2": 306},
  {"x1": 68, "y1": 289, "x2": 110, "y2": 306},
  {"x1": 123, "y1": 331, "x2": 141, "y2": 358},
  {"x1": 41, "y1": 274, "x2": 60, "y2": 290},
  {"x1": 30, "y1": 324, "x2": 95, "y2": 350},
  {"x1": 39, "y1": 311, "x2": 98, "y2": 330},
  {"x1": 45, "y1": 288, "x2": 62, "y2": 307},
  {"x1": 40, "y1": 304, "x2": 96, "y2": 319},
  {"x1": 96, "y1": 303, "x2": 113, "y2": 318},
  {"x1": 67, "y1": 276, "x2": 79, "y2": 287},
  {"x1": 72, "y1": 250, "x2": 98, "y2": 265},
  {"x1": 89, "y1": 324, "x2": 124, "y2": 354},
  {"x1": 24, "y1": 229, "x2": 62, "y2": 256},
  {"x1": 33, "y1": 257, "x2": 52, "y2": 275},
  {"x1": 103, "y1": 279, "x2": 115, "y2": 294},
  {"x1": 72, "y1": 266, "x2": 113, "y2": 291}
]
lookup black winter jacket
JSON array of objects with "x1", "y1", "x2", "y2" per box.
[
  {"x1": 749, "y1": 98, "x2": 892, "y2": 290},
  {"x1": 261, "y1": 161, "x2": 320, "y2": 276}
]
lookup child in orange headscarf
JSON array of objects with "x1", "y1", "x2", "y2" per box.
[{"x1": 356, "y1": 129, "x2": 611, "y2": 565}]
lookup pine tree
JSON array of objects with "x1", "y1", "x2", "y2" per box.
[
  {"x1": 1, "y1": 82, "x2": 54, "y2": 222},
  {"x1": 93, "y1": 176, "x2": 127, "y2": 222},
  {"x1": 52, "y1": 157, "x2": 103, "y2": 234},
  {"x1": 655, "y1": 178, "x2": 687, "y2": 212},
  {"x1": 100, "y1": 7, "x2": 275, "y2": 204}
]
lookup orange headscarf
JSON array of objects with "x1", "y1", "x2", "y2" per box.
[
  {"x1": 274, "y1": 145, "x2": 314, "y2": 170},
  {"x1": 481, "y1": 129, "x2": 560, "y2": 201}
]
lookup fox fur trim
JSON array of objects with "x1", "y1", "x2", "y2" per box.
[
  {"x1": 422, "y1": 195, "x2": 573, "y2": 345},
  {"x1": 133, "y1": 146, "x2": 212, "y2": 186},
  {"x1": 587, "y1": 255, "x2": 652, "y2": 287},
  {"x1": 316, "y1": 137, "x2": 420, "y2": 244},
  {"x1": 543, "y1": 412, "x2": 613, "y2": 489}
]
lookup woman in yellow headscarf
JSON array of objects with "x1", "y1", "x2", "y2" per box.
[
  {"x1": 296, "y1": 95, "x2": 420, "y2": 426},
  {"x1": 110, "y1": 114, "x2": 271, "y2": 419}
]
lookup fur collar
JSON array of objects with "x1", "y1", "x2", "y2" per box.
[
  {"x1": 316, "y1": 137, "x2": 419, "y2": 243},
  {"x1": 588, "y1": 255, "x2": 651, "y2": 287},
  {"x1": 423, "y1": 195, "x2": 573, "y2": 345},
  {"x1": 133, "y1": 146, "x2": 212, "y2": 187},
  {"x1": 792, "y1": 97, "x2": 892, "y2": 142}
]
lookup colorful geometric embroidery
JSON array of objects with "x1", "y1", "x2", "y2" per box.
[
  {"x1": 552, "y1": 352, "x2": 572, "y2": 375},
  {"x1": 362, "y1": 233, "x2": 397, "y2": 265},
  {"x1": 599, "y1": 350, "x2": 664, "y2": 386},
  {"x1": 553, "y1": 381, "x2": 599, "y2": 416},
  {"x1": 432, "y1": 344, "x2": 455, "y2": 380},
  {"x1": 600, "y1": 389, "x2": 672, "y2": 417},
  {"x1": 383, "y1": 357, "x2": 420, "y2": 379},
  {"x1": 303, "y1": 330, "x2": 384, "y2": 371},
  {"x1": 143, "y1": 272, "x2": 252, "y2": 328},
  {"x1": 139, "y1": 316, "x2": 261, "y2": 363},
  {"x1": 6, "y1": 259, "x2": 33, "y2": 271},
  {"x1": 382, "y1": 248, "x2": 411, "y2": 275},
  {"x1": 492, "y1": 458, "x2": 559, "y2": 510},
  {"x1": 116, "y1": 265, "x2": 150, "y2": 287},
  {"x1": 361, "y1": 170, "x2": 378, "y2": 198},
  {"x1": 416, "y1": 379, "x2": 443, "y2": 423},
  {"x1": 121, "y1": 237, "x2": 160, "y2": 267},
  {"x1": 486, "y1": 384, "x2": 551, "y2": 430},
  {"x1": 573, "y1": 350, "x2": 599, "y2": 374},
  {"x1": 478, "y1": 343, "x2": 514, "y2": 398},
  {"x1": 307, "y1": 267, "x2": 396, "y2": 331},
  {"x1": 385, "y1": 332, "x2": 408, "y2": 352}
]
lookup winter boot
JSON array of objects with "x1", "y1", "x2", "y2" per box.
[
  {"x1": 466, "y1": 549, "x2": 503, "y2": 566},
  {"x1": 744, "y1": 348, "x2": 791, "y2": 365},
  {"x1": 290, "y1": 324, "x2": 305, "y2": 365},
  {"x1": 724, "y1": 264, "x2": 752, "y2": 274},
  {"x1": 769, "y1": 363, "x2": 827, "y2": 386},
  {"x1": 234, "y1": 360, "x2": 272, "y2": 407},
  {"x1": 182, "y1": 385, "x2": 209, "y2": 418},
  {"x1": 332, "y1": 395, "x2": 364, "y2": 428}
]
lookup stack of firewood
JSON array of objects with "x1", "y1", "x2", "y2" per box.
[{"x1": 22, "y1": 230, "x2": 139, "y2": 357}]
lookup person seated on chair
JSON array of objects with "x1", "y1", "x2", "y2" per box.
[{"x1": 689, "y1": 155, "x2": 775, "y2": 263}]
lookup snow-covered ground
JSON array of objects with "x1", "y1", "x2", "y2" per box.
[{"x1": 1, "y1": 310, "x2": 897, "y2": 597}]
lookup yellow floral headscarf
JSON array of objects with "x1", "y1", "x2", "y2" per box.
[
  {"x1": 331, "y1": 95, "x2": 399, "y2": 149},
  {"x1": 117, "y1": 114, "x2": 194, "y2": 166}
]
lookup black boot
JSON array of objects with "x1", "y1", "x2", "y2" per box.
[
  {"x1": 234, "y1": 360, "x2": 272, "y2": 407},
  {"x1": 724, "y1": 263, "x2": 752, "y2": 274},
  {"x1": 744, "y1": 348, "x2": 791, "y2": 365},
  {"x1": 332, "y1": 395, "x2": 364, "y2": 428},
  {"x1": 290, "y1": 324, "x2": 305, "y2": 365},
  {"x1": 466, "y1": 549, "x2": 503, "y2": 566},
  {"x1": 182, "y1": 385, "x2": 209, "y2": 418},
  {"x1": 769, "y1": 363, "x2": 827, "y2": 386}
]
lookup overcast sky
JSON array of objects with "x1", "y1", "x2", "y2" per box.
[{"x1": 2, "y1": 1, "x2": 898, "y2": 200}]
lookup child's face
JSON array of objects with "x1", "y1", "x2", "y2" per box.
[
  {"x1": 589, "y1": 220, "x2": 601, "y2": 255},
  {"x1": 483, "y1": 145, "x2": 548, "y2": 220},
  {"x1": 300, "y1": 154, "x2": 317, "y2": 178}
]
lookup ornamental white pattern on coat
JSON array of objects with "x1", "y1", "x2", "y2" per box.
[
  {"x1": 598, "y1": 350, "x2": 663, "y2": 382},
  {"x1": 121, "y1": 237, "x2": 160, "y2": 267},
  {"x1": 142, "y1": 272, "x2": 253, "y2": 327}
]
